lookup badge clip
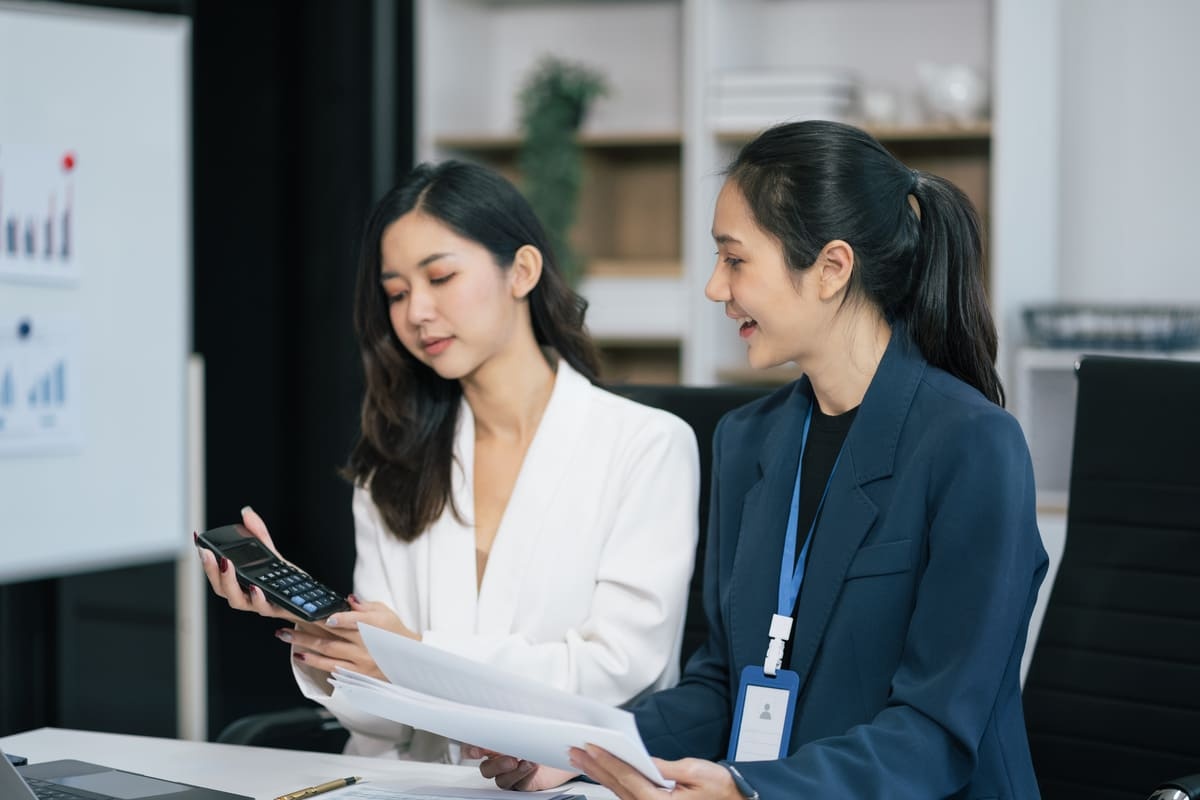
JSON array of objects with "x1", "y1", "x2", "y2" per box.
[{"x1": 762, "y1": 613, "x2": 793, "y2": 677}]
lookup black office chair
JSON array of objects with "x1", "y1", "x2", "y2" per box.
[
  {"x1": 1021, "y1": 356, "x2": 1200, "y2": 800},
  {"x1": 216, "y1": 382, "x2": 771, "y2": 748}
]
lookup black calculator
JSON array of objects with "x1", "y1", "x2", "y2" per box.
[{"x1": 196, "y1": 524, "x2": 351, "y2": 622}]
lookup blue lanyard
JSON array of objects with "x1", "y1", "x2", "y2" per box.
[{"x1": 778, "y1": 403, "x2": 842, "y2": 617}]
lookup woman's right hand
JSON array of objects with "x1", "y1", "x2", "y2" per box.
[
  {"x1": 196, "y1": 506, "x2": 300, "y2": 623},
  {"x1": 464, "y1": 747, "x2": 579, "y2": 791}
]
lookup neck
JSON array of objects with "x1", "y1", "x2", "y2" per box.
[
  {"x1": 460, "y1": 335, "x2": 556, "y2": 441},
  {"x1": 805, "y1": 308, "x2": 891, "y2": 416}
]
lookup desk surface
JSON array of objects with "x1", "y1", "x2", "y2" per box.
[{"x1": 0, "y1": 728, "x2": 612, "y2": 800}]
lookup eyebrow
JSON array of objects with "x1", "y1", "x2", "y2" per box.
[
  {"x1": 380, "y1": 251, "x2": 451, "y2": 281},
  {"x1": 713, "y1": 233, "x2": 743, "y2": 245}
]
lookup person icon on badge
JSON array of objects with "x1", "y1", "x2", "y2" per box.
[{"x1": 760, "y1": 704, "x2": 772, "y2": 720}]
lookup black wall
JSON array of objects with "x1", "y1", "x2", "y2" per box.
[{"x1": 0, "y1": 0, "x2": 414, "y2": 740}]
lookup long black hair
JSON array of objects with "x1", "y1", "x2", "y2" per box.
[
  {"x1": 345, "y1": 160, "x2": 600, "y2": 541},
  {"x1": 728, "y1": 120, "x2": 1003, "y2": 406}
]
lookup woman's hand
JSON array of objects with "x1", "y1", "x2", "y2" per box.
[
  {"x1": 278, "y1": 595, "x2": 421, "y2": 681},
  {"x1": 196, "y1": 506, "x2": 299, "y2": 622},
  {"x1": 569, "y1": 745, "x2": 742, "y2": 800},
  {"x1": 466, "y1": 747, "x2": 579, "y2": 791}
]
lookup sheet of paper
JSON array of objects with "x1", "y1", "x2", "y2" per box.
[
  {"x1": 331, "y1": 625, "x2": 669, "y2": 788},
  {"x1": 324, "y1": 784, "x2": 588, "y2": 800}
]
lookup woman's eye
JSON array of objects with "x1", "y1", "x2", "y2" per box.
[
  {"x1": 430, "y1": 273, "x2": 455, "y2": 286},
  {"x1": 387, "y1": 291, "x2": 408, "y2": 304},
  {"x1": 724, "y1": 256, "x2": 743, "y2": 269}
]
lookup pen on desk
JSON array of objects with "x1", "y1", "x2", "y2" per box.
[{"x1": 273, "y1": 775, "x2": 362, "y2": 800}]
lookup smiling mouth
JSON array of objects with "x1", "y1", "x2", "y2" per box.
[{"x1": 739, "y1": 319, "x2": 758, "y2": 339}]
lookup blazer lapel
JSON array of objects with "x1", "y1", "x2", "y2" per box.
[
  {"x1": 786, "y1": 452, "x2": 878, "y2": 687},
  {"x1": 426, "y1": 398, "x2": 480, "y2": 635},
  {"x1": 786, "y1": 326, "x2": 926, "y2": 690},
  {"x1": 475, "y1": 359, "x2": 588, "y2": 633},
  {"x1": 729, "y1": 382, "x2": 812, "y2": 669}
]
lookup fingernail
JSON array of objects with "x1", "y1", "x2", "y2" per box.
[
  {"x1": 241, "y1": 505, "x2": 253, "y2": 516},
  {"x1": 293, "y1": 652, "x2": 306, "y2": 662},
  {"x1": 192, "y1": 531, "x2": 198, "y2": 544},
  {"x1": 347, "y1": 594, "x2": 359, "y2": 604},
  {"x1": 219, "y1": 557, "x2": 229, "y2": 574},
  {"x1": 326, "y1": 616, "x2": 339, "y2": 627},
  {"x1": 275, "y1": 629, "x2": 293, "y2": 643}
]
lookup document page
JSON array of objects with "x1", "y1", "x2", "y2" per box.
[{"x1": 329, "y1": 625, "x2": 669, "y2": 788}]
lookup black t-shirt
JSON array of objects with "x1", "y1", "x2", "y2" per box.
[{"x1": 782, "y1": 398, "x2": 858, "y2": 666}]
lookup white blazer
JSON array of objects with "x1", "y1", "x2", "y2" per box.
[{"x1": 294, "y1": 360, "x2": 700, "y2": 762}]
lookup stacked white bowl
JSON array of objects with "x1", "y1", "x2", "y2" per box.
[{"x1": 710, "y1": 68, "x2": 858, "y2": 133}]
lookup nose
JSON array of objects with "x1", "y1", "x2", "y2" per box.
[
  {"x1": 405, "y1": 284, "x2": 436, "y2": 326},
  {"x1": 705, "y1": 261, "x2": 729, "y2": 303}
]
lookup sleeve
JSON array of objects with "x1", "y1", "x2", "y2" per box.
[
  {"x1": 736, "y1": 412, "x2": 1047, "y2": 798},
  {"x1": 291, "y1": 487, "x2": 418, "y2": 757},
  {"x1": 420, "y1": 411, "x2": 701, "y2": 708},
  {"x1": 634, "y1": 415, "x2": 738, "y2": 760}
]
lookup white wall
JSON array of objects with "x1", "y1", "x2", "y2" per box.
[{"x1": 1057, "y1": 0, "x2": 1200, "y2": 304}]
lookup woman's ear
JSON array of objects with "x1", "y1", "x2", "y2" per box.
[
  {"x1": 817, "y1": 239, "x2": 855, "y2": 302},
  {"x1": 510, "y1": 245, "x2": 544, "y2": 300}
]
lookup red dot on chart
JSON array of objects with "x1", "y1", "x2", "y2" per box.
[{"x1": 62, "y1": 152, "x2": 76, "y2": 171}]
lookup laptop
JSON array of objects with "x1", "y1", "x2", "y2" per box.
[{"x1": 1, "y1": 746, "x2": 250, "y2": 800}]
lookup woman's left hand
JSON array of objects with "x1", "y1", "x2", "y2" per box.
[
  {"x1": 569, "y1": 745, "x2": 742, "y2": 800},
  {"x1": 279, "y1": 595, "x2": 420, "y2": 680}
]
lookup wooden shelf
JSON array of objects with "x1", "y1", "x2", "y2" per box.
[
  {"x1": 435, "y1": 131, "x2": 682, "y2": 152},
  {"x1": 715, "y1": 120, "x2": 991, "y2": 146},
  {"x1": 586, "y1": 258, "x2": 681, "y2": 278}
]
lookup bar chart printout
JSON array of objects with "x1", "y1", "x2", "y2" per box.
[
  {"x1": 0, "y1": 144, "x2": 79, "y2": 285},
  {"x1": 0, "y1": 314, "x2": 82, "y2": 455}
]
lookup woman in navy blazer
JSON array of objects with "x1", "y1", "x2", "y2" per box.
[{"x1": 477, "y1": 120, "x2": 1049, "y2": 799}]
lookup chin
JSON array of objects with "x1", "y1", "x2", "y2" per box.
[{"x1": 745, "y1": 347, "x2": 782, "y2": 371}]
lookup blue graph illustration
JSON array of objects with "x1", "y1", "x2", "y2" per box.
[
  {"x1": 26, "y1": 360, "x2": 66, "y2": 408},
  {"x1": 0, "y1": 366, "x2": 12, "y2": 408}
]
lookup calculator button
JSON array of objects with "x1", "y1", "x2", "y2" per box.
[
  {"x1": 291, "y1": 595, "x2": 305, "y2": 606},
  {"x1": 303, "y1": 602, "x2": 318, "y2": 613}
]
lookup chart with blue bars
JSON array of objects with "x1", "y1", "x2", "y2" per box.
[
  {"x1": 0, "y1": 314, "x2": 82, "y2": 455},
  {"x1": 0, "y1": 144, "x2": 79, "y2": 285}
]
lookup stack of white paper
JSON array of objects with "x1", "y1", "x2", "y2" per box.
[{"x1": 330, "y1": 624, "x2": 671, "y2": 789}]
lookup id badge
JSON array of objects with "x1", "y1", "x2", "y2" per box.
[{"x1": 727, "y1": 665, "x2": 799, "y2": 762}]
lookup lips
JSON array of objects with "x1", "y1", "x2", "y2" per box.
[
  {"x1": 420, "y1": 336, "x2": 453, "y2": 356},
  {"x1": 738, "y1": 319, "x2": 758, "y2": 339}
]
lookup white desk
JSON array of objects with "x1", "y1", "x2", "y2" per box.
[{"x1": 0, "y1": 728, "x2": 613, "y2": 800}]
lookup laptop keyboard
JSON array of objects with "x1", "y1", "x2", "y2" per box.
[{"x1": 25, "y1": 777, "x2": 86, "y2": 799}]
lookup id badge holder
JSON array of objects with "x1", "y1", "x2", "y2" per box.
[{"x1": 727, "y1": 664, "x2": 799, "y2": 762}]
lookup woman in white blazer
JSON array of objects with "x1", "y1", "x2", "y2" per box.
[{"x1": 198, "y1": 160, "x2": 700, "y2": 763}]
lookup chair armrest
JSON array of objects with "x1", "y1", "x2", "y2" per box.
[{"x1": 1149, "y1": 774, "x2": 1200, "y2": 800}]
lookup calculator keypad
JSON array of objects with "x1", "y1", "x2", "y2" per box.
[{"x1": 254, "y1": 561, "x2": 344, "y2": 617}]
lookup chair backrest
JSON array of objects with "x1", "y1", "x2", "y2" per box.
[
  {"x1": 1023, "y1": 356, "x2": 1200, "y2": 800},
  {"x1": 612, "y1": 383, "x2": 771, "y2": 669}
]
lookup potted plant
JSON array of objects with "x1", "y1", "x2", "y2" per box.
[{"x1": 518, "y1": 56, "x2": 608, "y2": 288}]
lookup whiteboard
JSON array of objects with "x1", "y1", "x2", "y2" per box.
[{"x1": 0, "y1": 2, "x2": 190, "y2": 583}]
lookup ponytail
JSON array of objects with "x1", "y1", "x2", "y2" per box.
[{"x1": 907, "y1": 172, "x2": 1004, "y2": 406}]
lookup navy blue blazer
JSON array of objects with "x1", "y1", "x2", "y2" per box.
[{"x1": 633, "y1": 329, "x2": 1048, "y2": 799}]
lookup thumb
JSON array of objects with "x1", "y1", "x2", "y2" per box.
[{"x1": 240, "y1": 505, "x2": 280, "y2": 555}]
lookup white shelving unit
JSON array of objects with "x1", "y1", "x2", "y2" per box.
[{"x1": 414, "y1": 0, "x2": 995, "y2": 385}]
